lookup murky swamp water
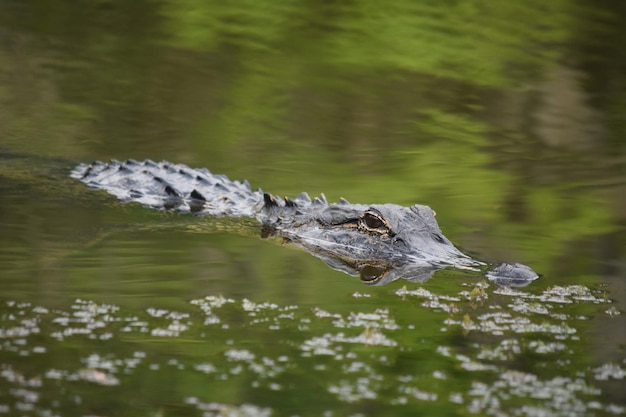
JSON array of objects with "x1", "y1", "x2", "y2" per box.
[{"x1": 0, "y1": 1, "x2": 625, "y2": 416}]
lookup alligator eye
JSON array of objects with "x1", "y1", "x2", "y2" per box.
[
  {"x1": 359, "y1": 210, "x2": 392, "y2": 235},
  {"x1": 363, "y1": 213, "x2": 383, "y2": 229}
]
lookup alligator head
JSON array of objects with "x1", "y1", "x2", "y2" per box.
[{"x1": 260, "y1": 197, "x2": 484, "y2": 285}]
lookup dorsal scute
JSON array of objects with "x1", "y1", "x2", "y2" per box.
[
  {"x1": 71, "y1": 159, "x2": 263, "y2": 217},
  {"x1": 263, "y1": 193, "x2": 280, "y2": 207},
  {"x1": 284, "y1": 196, "x2": 298, "y2": 207}
]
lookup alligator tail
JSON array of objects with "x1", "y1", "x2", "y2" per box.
[{"x1": 71, "y1": 159, "x2": 264, "y2": 217}]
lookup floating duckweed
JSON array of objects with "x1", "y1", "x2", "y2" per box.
[
  {"x1": 395, "y1": 286, "x2": 434, "y2": 298},
  {"x1": 190, "y1": 295, "x2": 236, "y2": 312},
  {"x1": 9, "y1": 388, "x2": 38, "y2": 405},
  {"x1": 332, "y1": 309, "x2": 399, "y2": 331},
  {"x1": 402, "y1": 386, "x2": 438, "y2": 401},
  {"x1": 459, "y1": 360, "x2": 498, "y2": 372},
  {"x1": 0, "y1": 325, "x2": 38, "y2": 338},
  {"x1": 203, "y1": 315, "x2": 221, "y2": 325},
  {"x1": 495, "y1": 285, "x2": 612, "y2": 305},
  {"x1": 395, "y1": 286, "x2": 464, "y2": 313},
  {"x1": 390, "y1": 396, "x2": 408, "y2": 405},
  {"x1": 224, "y1": 349, "x2": 255, "y2": 362},
  {"x1": 184, "y1": 397, "x2": 272, "y2": 417},
  {"x1": 328, "y1": 377, "x2": 378, "y2": 402},
  {"x1": 509, "y1": 298, "x2": 551, "y2": 315},
  {"x1": 242, "y1": 299, "x2": 278, "y2": 312},
  {"x1": 150, "y1": 328, "x2": 172, "y2": 337},
  {"x1": 0, "y1": 287, "x2": 622, "y2": 415},
  {"x1": 300, "y1": 336, "x2": 337, "y2": 356},
  {"x1": 194, "y1": 363, "x2": 216, "y2": 374},
  {"x1": 43, "y1": 367, "x2": 120, "y2": 386},
  {"x1": 445, "y1": 310, "x2": 578, "y2": 337},
  {"x1": 605, "y1": 306, "x2": 621, "y2": 317},
  {"x1": 1, "y1": 366, "x2": 41, "y2": 388},
  {"x1": 340, "y1": 329, "x2": 397, "y2": 346},
  {"x1": 78, "y1": 369, "x2": 120, "y2": 386},
  {"x1": 476, "y1": 339, "x2": 521, "y2": 361},
  {"x1": 312, "y1": 307, "x2": 342, "y2": 319},
  {"x1": 527, "y1": 340, "x2": 567, "y2": 354},
  {"x1": 395, "y1": 286, "x2": 461, "y2": 302},
  {"x1": 433, "y1": 370, "x2": 447, "y2": 380},
  {"x1": 43, "y1": 369, "x2": 63, "y2": 380},
  {"x1": 301, "y1": 328, "x2": 397, "y2": 355},
  {"x1": 344, "y1": 361, "x2": 371, "y2": 374},
  {"x1": 352, "y1": 292, "x2": 371, "y2": 298},
  {"x1": 463, "y1": 369, "x2": 617, "y2": 416},
  {"x1": 593, "y1": 363, "x2": 625, "y2": 380},
  {"x1": 246, "y1": 357, "x2": 286, "y2": 380},
  {"x1": 72, "y1": 299, "x2": 120, "y2": 316},
  {"x1": 31, "y1": 306, "x2": 48, "y2": 314},
  {"x1": 146, "y1": 308, "x2": 168, "y2": 317},
  {"x1": 606, "y1": 404, "x2": 626, "y2": 415},
  {"x1": 41, "y1": 299, "x2": 139, "y2": 341}
]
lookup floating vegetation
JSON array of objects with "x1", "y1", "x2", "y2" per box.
[
  {"x1": 184, "y1": 397, "x2": 272, "y2": 417},
  {"x1": 593, "y1": 363, "x2": 626, "y2": 381},
  {"x1": 0, "y1": 281, "x2": 623, "y2": 416},
  {"x1": 464, "y1": 370, "x2": 623, "y2": 417},
  {"x1": 328, "y1": 377, "x2": 379, "y2": 402},
  {"x1": 493, "y1": 285, "x2": 613, "y2": 305}
]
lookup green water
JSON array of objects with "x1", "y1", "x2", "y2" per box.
[{"x1": 0, "y1": 1, "x2": 625, "y2": 416}]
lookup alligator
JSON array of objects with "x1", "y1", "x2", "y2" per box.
[{"x1": 71, "y1": 159, "x2": 539, "y2": 287}]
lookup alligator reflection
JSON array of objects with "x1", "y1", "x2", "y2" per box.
[
  {"x1": 72, "y1": 159, "x2": 539, "y2": 288},
  {"x1": 278, "y1": 234, "x2": 538, "y2": 287}
]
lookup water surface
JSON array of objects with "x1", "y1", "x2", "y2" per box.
[{"x1": 0, "y1": 1, "x2": 625, "y2": 416}]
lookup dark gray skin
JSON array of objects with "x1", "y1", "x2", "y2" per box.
[
  {"x1": 262, "y1": 200, "x2": 482, "y2": 284},
  {"x1": 71, "y1": 159, "x2": 538, "y2": 286}
]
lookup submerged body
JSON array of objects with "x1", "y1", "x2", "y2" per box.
[{"x1": 71, "y1": 159, "x2": 538, "y2": 286}]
